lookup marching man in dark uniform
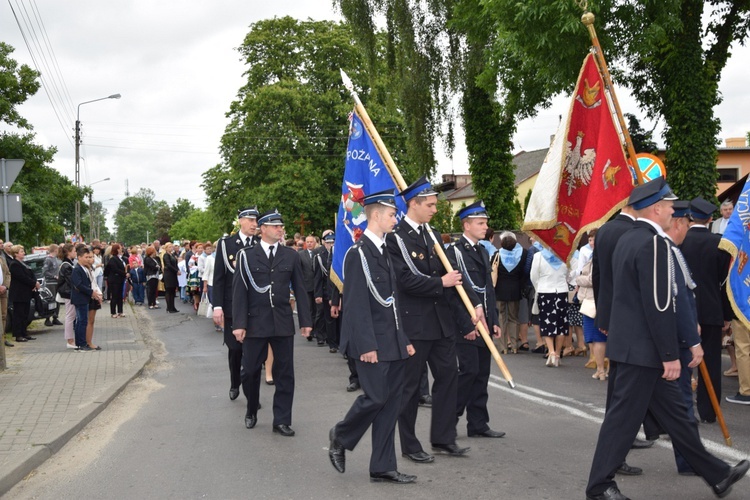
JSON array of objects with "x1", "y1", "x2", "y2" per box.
[
  {"x1": 212, "y1": 207, "x2": 260, "y2": 401},
  {"x1": 232, "y1": 209, "x2": 312, "y2": 436},
  {"x1": 680, "y1": 197, "x2": 732, "y2": 423},
  {"x1": 447, "y1": 201, "x2": 505, "y2": 439},
  {"x1": 313, "y1": 231, "x2": 336, "y2": 350},
  {"x1": 585, "y1": 178, "x2": 748, "y2": 500},
  {"x1": 328, "y1": 189, "x2": 416, "y2": 483},
  {"x1": 386, "y1": 176, "x2": 480, "y2": 463}
]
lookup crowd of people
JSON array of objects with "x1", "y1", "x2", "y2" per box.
[{"x1": 2, "y1": 176, "x2": 747, "y2": 497}]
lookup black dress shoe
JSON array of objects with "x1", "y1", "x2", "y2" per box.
[
  {"x1": 168, "y1": 309, "x2": 180, "y2": 314},
  {"x1": 245, "y1": 414, "x2": 257, "y2": 429},
  {"x1": 630, "y1": 438, "x2": 654, "y2": 449},
  {"x1": 328, "y1": 427, "x2": 346, "y2": 473},
  {"x1": 317, "y1": 340, "x2": 326, "y2": 346},
  {"x1": 468, "y1": 429, "x2": 506, "y2": 438},
  {"x1": 4, "y1": 340, "x2": 13, "y2": 347},
  {"x1": 15, "y1": 337, "x2": 28, "y2": 342},
  {"x1": 616, "y1": 462, "x2": 642, "y2": 476},
  {"x1": 229, "y1": 388, "x2": 240, "y2": 400},
  {"x1": 431, "y1": 443, "x2": 469, "y2": 456},
  {"x1": 369, "y1": 471, "x2": 417, "y2": 484},
  {"x1": 346, "y1": 382, "x2": 360, "y2": 392},
  {"x1": 306, "y1": 336, "x2": 314, "y2": 342},
  {"x1": 258, "y1": 402, "x2": 261, "y2": 410},
  {"x1": 23, "y1": 335, "x2": 36, "y2": 340},
  {"x1": 700, "y1": 417, "x2": 716, "y2": 424},
  {"x1": 418, "y1": 395, "x2": 432, "y2": 407},
  {"x1": 402, "y1": 451, "x2": 435, "y2": 463},
  {"x1": 586, "y1": 485, "x2": 631, "y2": 500},
  {"x1": 45, "y1": 319, "x2": 54, "y2": 326},
  {"x1": 272, "y1": 424, "x2": 295, "y2": 437},
  {"x1": 265, "y1": 379, "x2": 275, "y2": 385},
  {"x1": 713, "y1": 459, "x2": 749, "y2": 498},
  {"x1": 52, "y1": 318, "x2": 63, "y2": 326}
]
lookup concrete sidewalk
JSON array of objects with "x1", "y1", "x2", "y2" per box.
[{"x1": 0, "y1": 303, "x2": 151, "y2": 495}]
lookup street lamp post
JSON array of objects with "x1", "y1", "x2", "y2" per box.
[
  {"x1": 75, "y1": 93, "x2": 121, "y2": 238},
  {"x1": 87, "y1": 177, "x2": 110, "y2": 241}
]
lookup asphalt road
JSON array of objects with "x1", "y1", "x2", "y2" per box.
[{"x1": 8, "y1": 308, "x2": 749, "y2": 499}]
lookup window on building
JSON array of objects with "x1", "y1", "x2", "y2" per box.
[{"x1": 718, "y1": 168, "x2": 739, "y2": 183}]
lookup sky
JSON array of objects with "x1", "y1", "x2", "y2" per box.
[{"x1": 1, "y1": 1, "x2": 749, "y2": 234}]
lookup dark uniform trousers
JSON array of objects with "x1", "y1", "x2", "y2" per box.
[
  {"x1": 399, "y1": 337, "x2": 458, "y2": 452},
  {"x1": 680, "y1": 226, "x2": 730, "y2": 423},
  {"x1": 588, "y1": 223, "x2": 730, "y2": 496},
  {"x1": 335, "y1": 236, "x2": 410, "y2": 473},
  {"x1": 233, "y1": 244, "x2": 312, "y2": 425},
  {"x1": 336, "y1": 359, "x2": 406, "y2": 472},
  {"x1": 587, "y1": 363, "x2": 729, "y2": 495},
  {"x1": 213, "y1": 234, "x2": 256, "y2": 394},
  {"x1": 387, "y1": 220, "x2": 476, "y2": 453},
  {"x1": 243, "y1": 335, "x2": 295, "y2": 425},
  {"x1": 449, "y1": 236, "x2": 499, "y2": 435}
]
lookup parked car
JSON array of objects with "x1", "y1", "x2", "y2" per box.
[{"x1": 5, "y1": 253, "x2": 57, "y2": 332}]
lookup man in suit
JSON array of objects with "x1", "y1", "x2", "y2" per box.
[
  {"x1": 585, "y1": 178, "x2": 748, "y2": 500},
  {"x1": 447, "y1": 201, "x2": 505, "y2": 439},
  {"x1": 299, "y1": 234, "x2": 321, "y2": 343},
  {"x1": 386, "y1": 176, "x2": 478, "y2": 463},
  {"x1": 314, "y1": 231, "x2": 337, "y2": 350},
  {"x1": 70, "y1": 246, "x2": 101, "y2": 352},
  {"x1": 232, "y1": 209, "x2": 312, "y2": 436},
  {"x1": 681, "y1": 197, "x2": 732, "y2": 423},
  {"x1": 213, "y1": 207, "x2": 260, "y2": 401},
  {"x1": 328, "y1": 189, "x2": 416, "y2": 483},
  {"x1": 710, "y1": 199, "x2": 734, "y2": 235},
  {"x1": 592, "y1": 200, "x2": 654, "y2": 468},
  {"x1": 665, "y1": 201, "x2": 705, "y2": 475}
]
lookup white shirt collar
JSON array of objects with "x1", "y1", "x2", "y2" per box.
[
  {"x1": 238, "y1": 231, "x2": 253, "y2": 243},
  {"x1": 462, "y1": 233, "x2": 478, "y2": 246},
  {"x1": 259, "y1": 239, "x2": 277, "y2": 258},
  {"x1": 621, "y1": 212, "x2": 636, "y2": 221},
  {"x1": 403, "y1": 215, "x2": 421, "y2": 232},
  {"x1": 364, "y1": 229, "x2": 386, "y2": 253},
  {"x1": 636, "y1": 217, "x2": 668, "y2": 237},
  {"x1": 690, "y1": 224, "x2": 708, "y2": 229}
]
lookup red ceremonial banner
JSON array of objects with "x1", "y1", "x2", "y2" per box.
[{"x1": 526, "y1": 53, "x2": 634, "y2": 262}]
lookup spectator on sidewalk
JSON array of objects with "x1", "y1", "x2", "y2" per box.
[
  {"x1": 144, "y1": 246, "x2": 161, "y2": 309},
  {"x1": 0, "y1": 242, "x2": 11, "y2": 347},
  {"x1": 57, "y1": 244, "x2": 76, "y2": 349},
  {"x1": 42, "y1": 243, "x2": 64, "y2": 327},
  {"x1": 104, "y1": 244, "x2": 128, "y2": 318},
  {"x1": 84, "y1": 246, "x2": 104, "y2": 350},
  {"x1": 8, "y1": 245, "x2": 40, "y2": 343},
  {"x1": 71, "y1": 246, "x2": 100, "y2": 351},
  {"x1": 92, "y1": 245, "x2": 105, "y2": 294}
]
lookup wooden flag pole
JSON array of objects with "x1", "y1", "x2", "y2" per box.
[
  {"x1": 698, "y1": 360, "x2": 732, "y2": 446},
  {"x1": 580, "y1": 11, "x2": 644, "y2": 185},
  {"x1": 340, "y1": 69, "x2": 516, "y2": 388}
]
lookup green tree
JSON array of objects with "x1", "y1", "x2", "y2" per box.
[
  {"x1": 626, "y1": 113, "x2": 658, "y2": 154},
  {"x1": 0, "y1": 132, "x2": 80, "y2": 247},
  {"x1": 480, "y1": 0, "x2": 750, "y2": 201},
  {"x1": 153, "y1": 205, "x2": 173, "y2": 241},
  {"x1": 114, "y1": 188, "x2": 165, "y2": 244},
  {"x1": 203, "y1": 17, "x2": 411, "y2": 234},
  {"x1": 170, "y1": 209, "x2": 224, "y2": 243},
  {"x1": 0, "y1": 42, "x2": 41, "y2": 129},
  {"x1": 171, "y1": 198, "x2": 196, "y2": 224},
  {"x1": 116, "y1": 212, "x2": 152, "y2": 246}
]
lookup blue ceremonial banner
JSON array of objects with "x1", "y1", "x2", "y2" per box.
[
  {"x1": 330, "y1": 109, "x2": 406, "y2": 291},
  {"x1": 719, "y1": 178, "x2": 750, "y2": 329}
]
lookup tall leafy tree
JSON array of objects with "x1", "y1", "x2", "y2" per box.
[
  {"x1": 171, "y1": 198, "x2": 196, "y2": 225},
  {"x1": 203, "y1": 17, "x2": 411, "y2": 234},
  {"x1": 0, "y1": 42, "x2": 40, "y2": 129},
  {"x1": 480, "y1": 0, "x2": 750, "y2": 201}
]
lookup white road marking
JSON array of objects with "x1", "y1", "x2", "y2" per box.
[{"x1": 488, "y1": 374, "x2": 749, "y2": 463}]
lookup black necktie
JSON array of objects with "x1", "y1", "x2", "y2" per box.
[
  {"x1": 418, "y1": 225, "x2": 430, "y2": 248},
  {"x1": 244, "y1": 237, "x2": 250, "y2": 248},
  {"x1": 268, "y1": 245, "x2": 275, "y2": 265}
]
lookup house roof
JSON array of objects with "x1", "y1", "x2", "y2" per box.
[
  {"x1": 513, "y1": 148, "x2": 548, "y2": 185},
  {"x1": 443, "y1": 182, "x2": 475, "y2": 201}
]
